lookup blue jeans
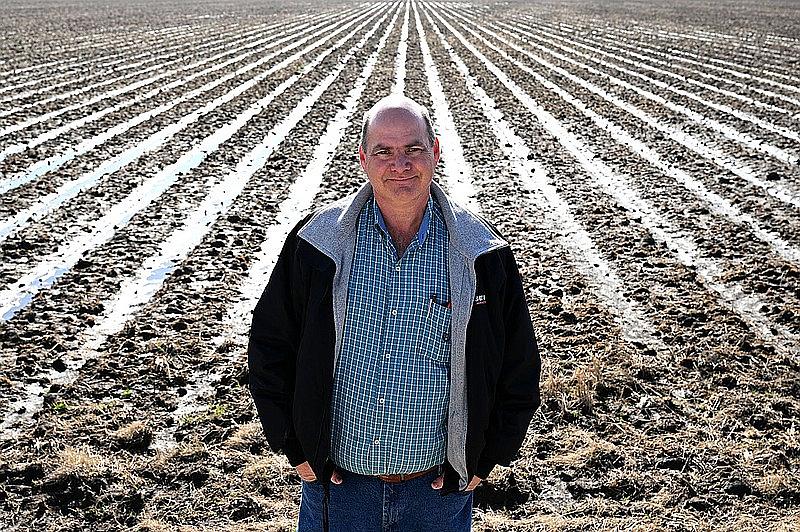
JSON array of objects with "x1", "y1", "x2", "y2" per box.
[{"x1": 298, "y1": 468, "x2": 473, "y2": 531}]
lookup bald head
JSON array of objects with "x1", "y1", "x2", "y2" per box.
[{"x1": 359, "y1": 95, "x2": 436, "y2": 153}]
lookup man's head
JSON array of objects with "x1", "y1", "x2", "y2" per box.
[{"x1": 359, "y1": 95, "x2": 440, "y2": 210}]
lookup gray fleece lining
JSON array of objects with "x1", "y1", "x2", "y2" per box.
[{"x1": 297, "y1": 180, "x2": 508, "y2": 489}]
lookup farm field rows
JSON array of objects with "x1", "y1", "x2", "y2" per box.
[{"x1": 0, "y1": 0, "x2": 798, "y2": 529}]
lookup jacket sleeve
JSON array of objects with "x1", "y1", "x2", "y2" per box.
[
  {"x1": 476, "y1": 246, "x2": 541, "y2": 479},
  {"x1": 247, "y1": 218, "x2": 311, "y2": 467}
]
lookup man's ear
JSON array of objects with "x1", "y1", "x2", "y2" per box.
[
  {"x1": 433, "y1": 137, "x2": 441, "y2": 165},
  {"x1": 359, "y1": 145, "x2": 367, "y2": 172}
]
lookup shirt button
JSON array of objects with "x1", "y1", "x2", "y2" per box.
[
  {"x1": 378, "y1": 398, "x2": 385, "y2": 404},
  {"x1": 395, "y1": 265, "x2": 401, "y2": 272},
  {"x1": 390, "y1": 309, "x2": 397, "y2": 316},
  {"x1": 374, "y1": 439, "x2": 380, "y2": 445},
  {"x1": 384, "y1": 353, "x2": 390, "y2": 359}
]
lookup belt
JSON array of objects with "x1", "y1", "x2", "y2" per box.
[{"x1": 375, "y1": 466, "x2": 439, "y2": 483}]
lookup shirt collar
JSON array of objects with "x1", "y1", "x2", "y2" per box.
[{"x1": 373, "y1": 194, "x2": 434, "y2": 247}]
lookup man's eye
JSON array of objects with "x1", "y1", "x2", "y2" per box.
[{"x1": 373, "y1": 150, "x2": 390, "y2": 156}]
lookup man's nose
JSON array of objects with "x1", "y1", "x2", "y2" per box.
[{"x1": 391, "y1": 152, "x2": 411, "y2": 171}]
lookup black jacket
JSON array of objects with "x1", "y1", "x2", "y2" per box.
[{"x1": 248, "y1": 183, "x2": 540, "y2": 494}]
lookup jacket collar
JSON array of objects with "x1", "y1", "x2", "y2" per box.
[{"x1": 298, "y1": 180, "x2": 507, "y2": 263}]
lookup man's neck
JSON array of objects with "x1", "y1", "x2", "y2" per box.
[{"x1": 376, "y1": 193, "x2": 429, "y2": 257}]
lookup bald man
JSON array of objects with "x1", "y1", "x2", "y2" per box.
[{"x1": 248, "y1": 95, "x2": 540, "y2": 531}]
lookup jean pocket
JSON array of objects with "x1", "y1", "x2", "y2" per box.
[{"x1": 416, "y1": 299, "x2": 451, "y2": 365}]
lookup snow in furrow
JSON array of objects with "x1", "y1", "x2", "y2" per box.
[
  {"x1": 82, "y1": 6, "x2": 394, "y2": 350},
  {"x1": 621, "y1": 25, "x2": 800, "y2": 87},
  {"x1": 444, "y1": 9, "x2": 800, "y2": 270},
  {"x1": 574, "y1": 27, "x2": 800, "y2": 112},
  {"x1": 614, "y1": 25, "x2": 793, "y2": 72},
  {"x1": 391, "y1": 0, "x2": 411, "y2": 95},
  {"x1": 421, "y1": 4, "x2": 663, "y2": 352},
  {"x1": 0, "y1": 14, "x2": 341, "y2": 126},
  {"x1": 1, "y1": 36, "x2": 267, "y2": 120},
  {"x1": 0, "y1": 10, "x2": 368, "y2": 228},
  {"x1": 0, "y1": 10, "x2": 386, "y2": 321},
  {"x1": 426, "y1": 4, "x2": 800, "y2": 359},
  {"x1": 632, "y1": 32, "x2": 800, "y2": 96},
  {"x1": 0, "y1": 26, "x2": 210, "y2": 99},
  {"x1": 0, "y1": 23, "x2": 220, "y2": 99},
  {"x1": 605, "y1": 24, "x2": 796, "y2": 77},
  {"x1": 153, "y1": 5, "x2": 404, "y2": 451},
  {"x1": 0, "y1": 22, "x2": 210, "y2": 79},
  {"x1": 0, "y1": 22, "x2": 274, "y2": 103},
  {"x1": 0, "y1": 15, "x2": 331, "y2": 172},
  {"x1": 463, "y1": 15, "x2": 800, "y2": 208},
  {"x1": 0, "y1": 12, "x2": 343, "y2": 141},
  {"x1": 412, "y1": 2, "x2": 479, "y2": 214},
  {"x1": 502, "y1": 19, "x2": 800, "y2": 148},
  {"x1": 483, "y1": 14, "x2": 800, "y2": 163},
  {"x1": 224, "y1": 2, "x2": 403, "y2": 343}
]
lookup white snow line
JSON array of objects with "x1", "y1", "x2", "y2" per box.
[
  {"x1": 0, "y1": 10, "x2": 387, "y2": 322},
  {"x1": 0, "y1": 23, "x2": 218, "y2": 98},
  {"x1": 535, "y1": 20, "x2": 800, "y2": 102},
  {"x1": 607, "y1": 25, "x2": 800, "y2": 95},
  {"x1": 518, "y1": 18, "x2": 800, "y2": 116},
  {"x1": 427, "y1": 4, "x2": 800, "y2": 358},
  {"x1": 512, "y1": 17, "x2": 800, "y2": 152},
  {"x1": 0, "y1": 21, "x2": 231, "y2": 80},
  {"x1": 0, "y1": 12, "x2": 351, "y2": 140},
  {"x1": 391, "y1": 0, "x2": 411, "y2": 95},
  {"x1": 0, "y1": 22, "x2": 275, "y2": 103},
  {"x1": 443, "y1": 10, "x2": 800, "y2": 270},
  {"x1": 421, "y1": 3, "x2": 664, "y2": 353},
  {"x1": 225, "y1": 2, "x2": 404, "y2": 342},
  {"x1": 573, "y1": 29, "x2": 800, "y2": 113},
  {"x1": 623, "y1": 25, "x2": 800, "y2": 87},
  {"x1": 0, "y1": 10, "x2": 368, "y2": 216},
  {"x1": 459, "y1": 15, "x2": 800, "y2": 208},
  {"x1": 0, "y1": 15, "x2": 332, "y2": 173},
  {"x1": 0, "y1": 72, "x2": 169, "y2": 138},
  {"x1": 412, "y1": 2, "x2": 480, "y2": 214},
  {"x1": 597, "y1": 23, "x2": 799, "y2": 79},
  {"x1": 606, "y1": 24, "x2": 794, "y2": 72},
  {"x1": 81, "y1": 6, "x2": 395, "y2": 350},
  {"x1": 500, "y1": 19, "x2": 800, "y2": 148},
  {"x1": 0, "y1": 28, "x2": 292, "y2": 120},
  {"x1": 0, "y1": 26, "x2": 209, "y2": 97}
]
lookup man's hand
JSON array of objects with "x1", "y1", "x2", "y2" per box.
[
  {"x1": 296, "y1": 461, "x2": 343, "y2": 484},
  {"x1": 430, "y1": 474, "x2": 482, "y2": 491}
]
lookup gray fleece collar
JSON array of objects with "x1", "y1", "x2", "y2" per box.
[{"x1": 298, "y1": 180, "x2": 507, "y2": 260}]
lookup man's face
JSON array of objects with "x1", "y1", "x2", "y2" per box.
[{"x1": 359, "y1": 108, "x2": 440, "y2": 209}]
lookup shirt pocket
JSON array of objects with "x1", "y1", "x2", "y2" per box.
[{"x1": 416, "y1": 298, "x2": 452, "y2": 365}]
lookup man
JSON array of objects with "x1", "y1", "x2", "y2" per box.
[{"x1": 248, "y1": 95, "x2": 540, "y2": 531}]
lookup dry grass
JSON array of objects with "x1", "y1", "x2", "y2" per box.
[
  {"x1": 225, "y1": 422, "x2": 263, "y2": 450},
  {"x1": 543, "y1": 428, "x2": 620, "y2": 469},
  {"x1": 52, "y1": 445, "x2": 105, "y2": 478},
  {"x1": 112, "y1": 420, "x2": 153, "y2": 451}
]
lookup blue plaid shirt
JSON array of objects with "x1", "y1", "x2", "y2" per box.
[{"x1": 330, "y1": 194, "x2": 451, "y2": 475}]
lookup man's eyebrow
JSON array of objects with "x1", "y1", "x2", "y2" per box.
[{"x1": 371, "y1": 141, "x2": 427, "y2": 150}]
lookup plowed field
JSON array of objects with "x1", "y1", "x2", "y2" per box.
[{"x1": 1, "y1": 0, "x2": 799, "y2": 530}]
